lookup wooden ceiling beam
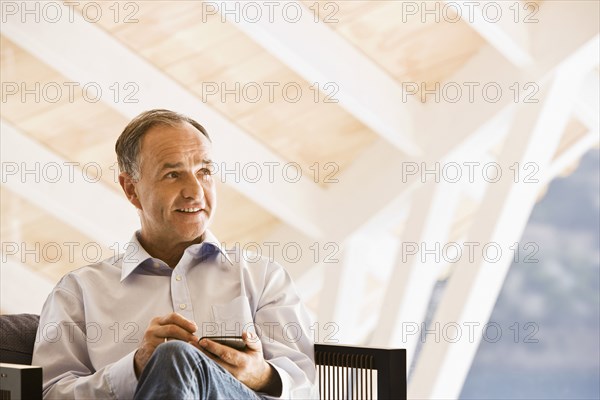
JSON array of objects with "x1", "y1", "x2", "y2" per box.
[
  {"x1": 2, "y1": 3, "x2": 325, "y2": 239},
  {"x1": 409, "y1": 33, "x2": 599, "y2": 399},
  {"x1": 1, "y1": 120, "x2": 138, "y2": 247},
  {"x1": 316, "y1": 0, "x2": 599, "y2": 242},
  {"x1": 320, "y1": 46, "x2": 519, "y2": 241},
  {"x1": 573, "y1": 70, "x2": 600, "y2": 132},
  {"x1": 213, "y1": 1, "x2": 423, "y2": 156},
  {"x1": 445, "y1": 0, "x2": 534, "y2": 67}
]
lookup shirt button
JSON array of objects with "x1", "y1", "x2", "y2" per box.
[
  {"x1": 176, "y1": 275, "x2": 182, "y2": 281},
  {"x1": 179, "y1": 304, "x2": 186, "y2": 310}
]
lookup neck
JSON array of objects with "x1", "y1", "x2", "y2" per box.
[{"x1": 138, "y1": 232, "x2": 205, "y2": 268}]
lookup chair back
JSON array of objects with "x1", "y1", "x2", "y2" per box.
[{"x1": 315, "y1": 344, "x2": 406, "y2": 400}]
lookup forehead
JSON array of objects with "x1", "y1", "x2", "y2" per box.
[{"x1": 139, "y1": 122, "x2": 212, "y2": 163}]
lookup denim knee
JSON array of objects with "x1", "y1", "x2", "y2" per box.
[
  {"x1": 155, "y1": 340, "x2": 196, "y2": 356},
  {"x1": 152, "y1": 340, "x2": 208, "y2": 365},
  {"x1": 136, "y1": 340, "x2": 262, "y2": 400}
]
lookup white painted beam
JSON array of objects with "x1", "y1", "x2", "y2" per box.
[
  {"x1": 214, "y1": 0, "x2": 422, "y2": 156},
  {"x1": 259, "y1": 223, "x2": 328, "y2": 280},
  {"x1": 527, "y1": 1, "x2": 599, "y2": 79},
  {"x1": 1, "y1": 120, "x2": 138, "y2": 247},
  {"x1": 408, "y1": 35, "x2": 598, "y2": 399},
  {"x1": 446, "y1": 0, "x2": 533, "y2": 67},
  {"x1": 318, "y1": 231, "x2": 400, "y2": 344},
  {"x1": 573, "y1": 70, "x2": 600, "y2": 132},
  {"x1": 321, "y1": 45, "x2": 519, "y2": 241},
  {"x1": 319, "y1": 0, "x2": 599, "y2": 241},
  {"x1": 543, "y1": 130, "x2": 599, "y2": 184},
  {"x1": 2, "y1": 4, "x2": 325, "y2": 239},
  {"x1": 370, "y1": 182, "x2": 461, "y2": 371},
  {"x1": 309, "y1": 16, "x2": 598, "y2": 359},
  {"x1": 264, "y1": 209, "x2": 401, "y2": 345},
  {"x1": 312, "y1": 48, "x2": 522, "y2": 324}
]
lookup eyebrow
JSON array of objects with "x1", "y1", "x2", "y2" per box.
[{"x1": 159, "y1": 160, "x2": 213, "y2": 172}]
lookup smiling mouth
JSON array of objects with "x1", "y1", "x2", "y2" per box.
[{"x1": 176, "y1": 208, "x2": 202, "y2": 213}]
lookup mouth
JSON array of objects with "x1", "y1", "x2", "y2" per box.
[{"x1": 176, "y1": 207, "x2": 203, "y2": 214}]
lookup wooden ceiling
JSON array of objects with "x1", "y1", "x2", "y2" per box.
[
  {"x1": 1, "y1": 1, "x2": 483, "y2": 279},
  {"x1": 1, "y1": 0, "x2": 597, "y2": 317},
  {"x1": 311, "y1": 0, "x2": 485, "y2": 94}
]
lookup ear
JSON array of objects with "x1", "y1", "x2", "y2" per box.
[{"x1": 119, "y1": 172, "x2": 142, "y2": 210}]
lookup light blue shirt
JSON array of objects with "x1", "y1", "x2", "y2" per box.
[{"x1": 32, "y1": 231, "x2": 318, "y2": 399}]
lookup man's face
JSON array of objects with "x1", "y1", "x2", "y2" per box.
[{"x1": 124, "y1": 122, "x2": 216, "y2": 247}]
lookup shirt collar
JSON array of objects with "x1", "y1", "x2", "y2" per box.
[{"x1": 120, "y1": 230, "x2": 234, "y2": 281}]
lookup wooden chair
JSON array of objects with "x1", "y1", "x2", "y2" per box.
[{"x1": 315, "y1": 343, "x2": 406, "y2": 399}]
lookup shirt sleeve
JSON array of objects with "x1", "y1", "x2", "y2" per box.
[
  {"x1": 254, "y1": 261, "x2": 320, "y2": 399},
  {"x1": 32, "y1": 278, "x2": 138, "y2": 399}
]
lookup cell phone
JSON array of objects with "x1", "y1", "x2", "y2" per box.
[{"x1": 200, "y1": 336, "x2": 246, "y2": 351}]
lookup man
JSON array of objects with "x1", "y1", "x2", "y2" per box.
[{"x1": 32, "y1": 109, "x2": 318, "y2": 399}]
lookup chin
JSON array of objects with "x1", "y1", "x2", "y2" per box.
[
  {"x1": 185, "y1": 228, "x2": 206, "y2": 241},
  {"x1": 176, "y1": 220, "x2": 210, "y2": 242}
]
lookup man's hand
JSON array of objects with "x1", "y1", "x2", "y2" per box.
[
  {"x1": 193, "y1": 331, "x2": 283, "y2": 397},
  {"x1": 134, "y1": 313, "x2": 198, "y2": 378}
]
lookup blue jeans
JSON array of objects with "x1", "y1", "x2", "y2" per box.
[{"x1": 134, "y1": 341, "x2": 266, "y2": 400}]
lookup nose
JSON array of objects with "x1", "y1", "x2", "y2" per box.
[{"x1": 181, "y1": 173, "x2": 204, "y2": 201}]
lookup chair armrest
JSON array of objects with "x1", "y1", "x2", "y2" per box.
[
  {"x1": 314, "y1": 343, "x2": 406, "y2": 400},
  {"x1": 0, "y1": 363, "x2": 42, "y2": 400}
]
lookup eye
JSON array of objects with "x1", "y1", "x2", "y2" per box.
[
  {"x1": 198, "y1": 168, "x2": 213, "y2": 177},
  {"x1": 165, "y1": 171, "x2": 179, "y2": 179}
]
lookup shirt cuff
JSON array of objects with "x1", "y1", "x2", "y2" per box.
[
  {"x1": 260, "y1": 362, "x2": 292, "y2": 399},
  {"x1": 107, "y1": 350, "x2": 138, "y2": 400}
]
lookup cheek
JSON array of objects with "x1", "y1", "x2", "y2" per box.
[
  {"x1": 139, "y1": 186, "x2": 169, "y2": 214},
  {"x1": 207, "y1": 185, "x2": 217, "y2": 205}
]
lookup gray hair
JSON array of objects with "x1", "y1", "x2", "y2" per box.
[{"x1": 115, "y1": 109, "x2": 210, "y2": 180}]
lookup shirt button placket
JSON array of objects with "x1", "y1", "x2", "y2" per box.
[{"x1": 171, "y1": 266, "x2": 193, "y2": 320}]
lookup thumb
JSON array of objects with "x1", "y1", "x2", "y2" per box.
[{"x1": 243, "y1": 330, "x2": 262, "y2": 351}]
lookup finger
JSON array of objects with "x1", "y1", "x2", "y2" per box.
[
  {"x1": 190, "y1": 342, "x2": 219, "y2": 362},
  {"x1": 159, "y1": 324, "x2": 198, "y2": 343},
  {"x1": 158, "y1": 313, "x2": 197, "y2": 333},
  {"x1": 242, "y1": 331, "x2": 262, "y2": 352},
  {"x1": 192, "y1": 343, "x2": 235, "y2": 375},
  {"x1": 198, "y1": 338, "x2": 242, "y2": 366},
  {"x1": 187, "y1": 340, "x2": 218, "y2": 362},
  {"x1": 158, "y1": 313, "x2": 197, "y2": 332}
]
